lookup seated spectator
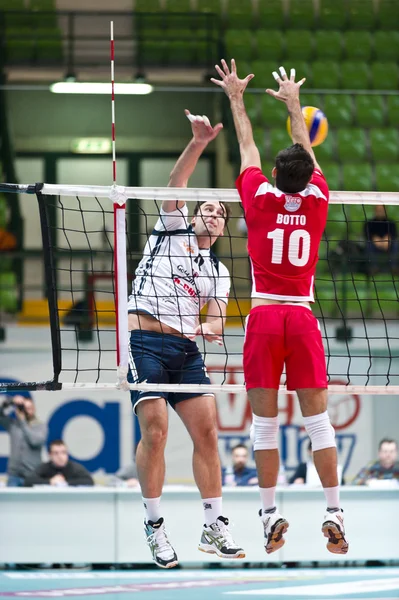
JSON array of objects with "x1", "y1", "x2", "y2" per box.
[
  {"x1": 222, "y1": 443, "x2": 258, "y2": 487},
  {"x1": 0, "y1": 392, "x2": 47, "y2": 487},
  {"x1": 364, "y1": 205, "x2": 398, "y2": 274},
  {"x1": 109, "y1": 463, "x2": 139, "y2": 488},
  {"x1": 352, "y1": 438, "x2": 399, "y2": 485},
  {"x1": 25, "y1": 439, "x2": 94, "y2": 487},
  {"x1": 289, "y1": 440, "x2": 344, "y2": 486}
]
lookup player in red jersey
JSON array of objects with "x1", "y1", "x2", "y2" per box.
[{"x1": 212, "y1": 60, "x2": 348, "y2": 555}]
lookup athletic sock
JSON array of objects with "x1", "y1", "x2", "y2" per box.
[
  {"x1": 142, "y1": 496, "x2": 162, "y2": 523},
  {"x1": 259, "y1": 486, "x2": 276, "y2": 513},
  {"x1": 203, "y1": 497, "x2": 223, "y2": 526},
  {"x1": 323, "y1": 486, "x2": 340, "y2": 511}
]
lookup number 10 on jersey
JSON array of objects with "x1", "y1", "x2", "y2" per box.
[{"x1": 267, "y1": 228, "x2": 311, "y2": 267}]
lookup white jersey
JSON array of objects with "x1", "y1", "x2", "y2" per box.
[{"x1": 128, "y1": 205, "x2": 230, "y2": 337}]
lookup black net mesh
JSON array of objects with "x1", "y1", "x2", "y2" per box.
[{"x1": 5, "y1": 191, "x2": 397, "y2": 392}]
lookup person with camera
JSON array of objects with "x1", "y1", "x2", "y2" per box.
[{"x1": 0, "y1": 392, "x2": 48, "y2": 487}]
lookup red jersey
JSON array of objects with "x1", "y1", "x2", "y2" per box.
[{"x1": 236, "y1": 167, "x2": 329, "y2": 302}]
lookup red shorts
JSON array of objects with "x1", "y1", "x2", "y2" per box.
[{"x1": 243, "y1": 304, "x2": 327, "y2": 390}]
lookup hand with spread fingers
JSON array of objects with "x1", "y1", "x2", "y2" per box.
[
  {"x1": 211, "y1": 58, "x2": 254, "y2": 99},
  {"x1": 266, "y1": 65, "x2": 306, "y2": 107},
  {"x1": 185, "y1": 109, "x2": 223, "y2": 144}
]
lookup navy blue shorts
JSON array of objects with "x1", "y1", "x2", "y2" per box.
[{"x1": 128, "y1": 330, "x2": 212, "y2": 414}]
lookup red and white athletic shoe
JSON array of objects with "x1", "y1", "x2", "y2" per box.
[{"x1": 322, "y1": 509, "x2": 349, "y2": 554}]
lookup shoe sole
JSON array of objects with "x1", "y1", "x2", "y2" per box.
[
  {"x1": 198, "y1": 544, "x2": 246, "y2": 559},
  {"x1": 153, "y1": 558, "x2": 179, "y2": 569},
  {"x1": 265, "y1": 519, "x2": 289, "y2": 554},
  {"x1": 322, "y1": 521, "x2": 349, "y2": 555}
]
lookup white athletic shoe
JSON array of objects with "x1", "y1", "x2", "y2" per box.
[
  {"x1": 198, "y1": 516, "x2": 246, "y2": 559},
  {"x1": 322, "y1": 509, "x2": 349, "y2": 555},
  {"x1": 144, "y1": 517, "x2": 179, "y2": 568},
  {"x1": 259, "y1": 509, "x2": 289, "y2": 554}
]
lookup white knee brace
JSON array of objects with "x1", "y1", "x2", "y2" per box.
[
  {"x1": 303, "y1": 411, "x2": 336, "y2": 451},
  {"x1": 250, "y1": 415, "x2": 279, "y2": 451}
]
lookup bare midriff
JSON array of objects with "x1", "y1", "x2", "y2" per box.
[
  {"x1": 251, "y1": 298, "x2": 310, "y2": 309},
  {"x1": 128, "y1": 311, "x2": 185, "y2": 337}
]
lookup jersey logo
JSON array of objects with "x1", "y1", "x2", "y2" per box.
[
  {"x1": 284, "y1": 195, "x2": 302, "y2": 212},
  {"x1": 183, "y1": 240, "x2": 195, "y2": 255}
]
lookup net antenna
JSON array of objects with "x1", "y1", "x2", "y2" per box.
[{"x1": 110, "y1": 20, "x2": 129, "y2": 390}]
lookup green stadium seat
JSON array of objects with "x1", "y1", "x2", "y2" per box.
[
  {"x1": 250, "y1": 60, "x2": 280, "y2": 88},
  {"x1": 293, "y1": 61, "x2": 313, "y2": 86},
  {"x1": 370, "y1": 129, "x2": 399, "y2": 163},
  {"x1": 225, "y1": 30, "x2": 253, "y2": 61},
  {"x1": 285, "y1": 30, "x2": 313, "y2": 60},
  {"x1": 377, "y1": 0, "x2": 399, "y2": 30},
  {"x1": 253, "y1": 127, "x2": 266, "y2": 160},
  {"x1": 375, "y1": 164, "x2": 399, "y2": 191},
  {"x1": 258, "y1": 0, "x2": 286, "y2": 30},
  {"x1": 138, "y1": 39, "x2": 167, "y2": 65},
  {"x1": 314, "y1": 130, "x2": 335, "y2": 162},
  {"x1": 337, "y1": 128, "x2": 367, "y2": 162},
  {"x1": 0, "y1": 272, "x2": 18, "y2": 314},
  {"x1": 135, "y1": 0, "x2": 161, "y2": 10},
  {"x1": 166, "y1": 0, "x2": 194, "y2": 30},
  {"x1": 36, "y1": 36, "x2": 63, "y2": 62},
  {"x1": 5, "y1": 38, "x2": 35, "y2": 63},
  {"x1": 314, "y1": 31, "x2": 343, "y2": 60},
  {"x1": 321, "y1": 163, "x2": 341, "y2": 190},
  {"x1": 343, "y1": 32, "x2": 372, "y2": 61},
  {"x1": 371, "y1": 62, "x2": 399, "y2": 91},
  {"x1": 374, "y1": 31, "x2": 399, "y2": 61},
  {"x1": 288, "y1": 0, "x2": 315, "y2": 30},
  {"x1": 226, "y1": 0, "x2": 255, "y2": 29},
  {"x1": 347, "y1": 0, "x2": 376, "y2": 30},
  {"x1": 260, "y1": 94, "x2": 287, "y2": 127},
  {"x1": 166, "y1": 0, "x2": 192, "y2": 10},
  {"x1": 324, "y1": 94, "x2": 353, "y2": 127},
  {"x1": 269, "y1": 129, "x2": 292, "y2": 160},
  {"x1": 244, "y1": 93, "x2": 259, "y2": 123},
  {"x1": 301, "y1": 93, "x2": 322, "y2": 110},
  {"x1": 312, "y1": 60, "x2": 340, "y2": 89},
  {"x1": 340, "y1": 61, "x2": 370, "y2": 90},
  {"x1": 254, "y1": 30, "x2": 284, "y2": 61},
  {"x1": 355, "y1": 95, "x2": 385, "y2": 127},
  {"x1": 318, "y1": 0, "x2": 347, "y2": 30},
  {"x1": 167, "y1": 40, "x2": 196, "y2": 64},
  {"x1": 387, "y1": 96, "x2": 399, "y2": 126},
  {"x1": 342, "y1": 164, "x2": 373, "y2": 191}
]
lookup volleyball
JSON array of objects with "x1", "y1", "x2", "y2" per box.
[{"x1": 287, "y1": 106, "x2": 328, "y2": 147}]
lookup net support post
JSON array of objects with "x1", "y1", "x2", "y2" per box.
[{"x1": 111, "y1": 186, "x2": 129, "y2": 389}]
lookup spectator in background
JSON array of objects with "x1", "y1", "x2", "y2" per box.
[
  {"x1": 364, "y1": 205, "x2": 398, "y2": 274},
  {"x1": 222, "y1": 443, "x2": 258, "y2": 487},
  {"x1": 352, "y1": 438, "x2": 399, "y2": 486},
  {"x1": 25, "y1": 439, "x2": 94, "y2": 487},
  {"x1": 109, "y1": 462, "x2": 140, "y2": 488},
  {"x1": 290, "y1": 440, "x2": 344, "y2": 486},
  {"x1": 0, "y1": 392, "x2": 47, "y2": 487}
]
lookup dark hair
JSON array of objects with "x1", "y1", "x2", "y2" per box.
[
  {"x1": 275, "y1": 143, "x2": 314, "y2": 193},
  {"x1": 193, "y1": 201, "x2": 231, "y2": 226},
  {"x1": 49, "y1": 439, "x2": 66, "y2": 451},
  {"x1": 232, "y1": 443, "x2": 248, "y2": 453},
  {"x1": 378, "y1": 438, "x2": 398, "y2": 450}
]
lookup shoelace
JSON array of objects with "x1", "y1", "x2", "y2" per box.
[
  {"x1": 213, "y1": 522, "x2": 238, "y2": 550},
  {"x1": 147, "y1": 525, "x2": 173, "y2": 555}
]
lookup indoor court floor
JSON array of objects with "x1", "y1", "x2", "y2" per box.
[{"x1": 1, "y1": 567, "x2": 399, "y2": 600}]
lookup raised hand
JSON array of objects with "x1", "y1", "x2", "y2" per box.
[
  {"x1": 185, "y1": 109, "x2": 223, "y2": 144},
  {"x1": 211, "y1": 58, "x2": 254, "y2": 98},
  {"x1": 266, "y1": 65, "x2": 306, "y2": 106}
]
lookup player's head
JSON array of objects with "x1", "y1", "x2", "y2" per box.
[
  {"x1": 191, "y1": 200, "x2": 231, "y2": 248},
  {"x1": 49, "y1": 439, "x2": 69, "y2": 468},
  {"x1": 231, "y1": 443, "x2": 249, "y2": 470},
  {"x1": 272, "y1": 143, "x2": 314, "y2": 193},
  {"x1": 378, "y1": 438, "x2": 398, "y2": 469}
]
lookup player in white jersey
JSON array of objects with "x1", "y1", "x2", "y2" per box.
[{"x1": 127, "y1": 110, "x2": 245, "y2": 568}]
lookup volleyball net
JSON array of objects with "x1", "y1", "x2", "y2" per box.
[{"x1": 0, "y1": 182, "x2": 398, "y2": 395}]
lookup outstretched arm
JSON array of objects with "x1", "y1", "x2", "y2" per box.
[
  {"x1": 163, "y1": 110, "x2": 223, "y2": 213},
  {"x1": 266, "y1": 66, "x2": 322, "y2": 173},
  {"x1": 211, "y1": 59, "x2": 261, "y2": 174}
]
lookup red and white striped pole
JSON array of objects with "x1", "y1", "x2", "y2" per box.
[
  {"x1": 111, "y1": 21, "x2": 129, "y2": 385},
  {"x1": 110, "y1": 20, "x2": 117, "y2": 184}
]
